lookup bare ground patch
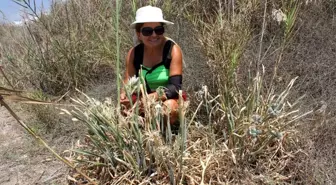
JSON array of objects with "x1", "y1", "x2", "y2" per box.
[{"x1": 0, "y1": 106, "x2": 68, "y2": 185}]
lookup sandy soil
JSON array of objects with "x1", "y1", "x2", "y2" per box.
[{"x1": 0, "y1": 106, "x2": 68, "y2": 185}]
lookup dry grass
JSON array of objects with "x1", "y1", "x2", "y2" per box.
[
  {"x1": 59, "y1": 75, "x2": 307, "y2": 184},
  {"x1": 1, "y1": 0, "x2": 336, "y2": 184},
  {"x1": 1, "y1": 0, "x2": 133, "y2": 95}
]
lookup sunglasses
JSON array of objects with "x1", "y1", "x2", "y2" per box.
[{"x1": 141, "y1": 26, "x2": 165, "y2": 36}]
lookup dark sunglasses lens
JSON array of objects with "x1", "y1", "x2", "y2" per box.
[
  {"x1": 141, "y1": 26, "x2": 165, "y2": 36},
  {"x1": 154, "y1": 26, "x2": 164, "y2": 35},
  {"x1": 141, "y1": 27, "x2": 153, "y2": 36}
]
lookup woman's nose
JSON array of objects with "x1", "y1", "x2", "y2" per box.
[{"x1": 151, "y1": 30, "x2": 157, "y2": 37}]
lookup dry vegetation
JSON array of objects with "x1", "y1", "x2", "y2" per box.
[{"x1": 0, "y1": 0, "x2": 335, "y2": 184}]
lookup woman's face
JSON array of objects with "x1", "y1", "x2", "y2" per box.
[{"x1": 137, "y1": 22, "x2": 165, "y2": 48}]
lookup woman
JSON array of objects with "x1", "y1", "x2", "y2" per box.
[{"x1": 120, "y1": 6, "x2": 184, "y2": 125}]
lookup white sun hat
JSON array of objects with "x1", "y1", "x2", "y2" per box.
[{"x1": 130, "y1": 6, "x2": 174, "y2": 28}]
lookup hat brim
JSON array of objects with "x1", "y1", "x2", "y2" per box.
[{"x1": 131, "y1": 20, "x2": 174, "y2": 28}]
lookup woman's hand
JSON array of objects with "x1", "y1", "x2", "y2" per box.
[
  {"x1": 147, "y1": 93, "x2": 157, "y2": 101},
  {"x1": 147, "y1": 92, "x2": 167, "y2": 101},
  {"x1": 120, "y1": 92, "x2": 130, "y2": 105}
]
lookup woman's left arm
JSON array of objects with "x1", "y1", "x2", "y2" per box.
[
  {"x1": 148, "y1": 44, "x2": 183, "y2": 101},
  {"x1": 163, "y1": 44, "x2": 183, "y2": 99},
  {"x1": 169, "y1": 44, "x2": 183, "y2": 76}
]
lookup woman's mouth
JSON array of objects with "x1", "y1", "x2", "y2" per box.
[{"x1": 149, "y1": 38, "x2": 160, "y2": 43}]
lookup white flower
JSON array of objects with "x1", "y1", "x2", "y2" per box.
[
  {"x1": 272, "y1": 9, "x2": 287, "y2": 24},
  {"x1": 155, "y1": 104, "x2": 162, "y2": 113},
  {"x1": 124, "y1": 76, "x2": 139, "y2": 94},
  {"x1": 202, "y1": 85, "x2": 208, "y2": 95},
  {"x1": 252, "y1": 114, "x2": 262, "y2": 124},
  {"x1": 128, "y1": 76, "x2": 139, "y2": 87}
]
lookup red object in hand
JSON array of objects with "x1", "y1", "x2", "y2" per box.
[
  {"x1": 131, "y1": 94, "x2": 138, "y2": 103},
  {"x1": 182, "y1": 91, "x2": 187, "y2": 101}
]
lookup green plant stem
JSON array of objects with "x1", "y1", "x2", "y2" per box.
[
  {"x1": 178, "y1": 90, "x2": 186, "y2": 181},
  {"x1": 115, "y1": 0, "x2": 122, "y2": 113},
  {"x1": 257, "y1": 0, "x2": 268, "y2": 71}
]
